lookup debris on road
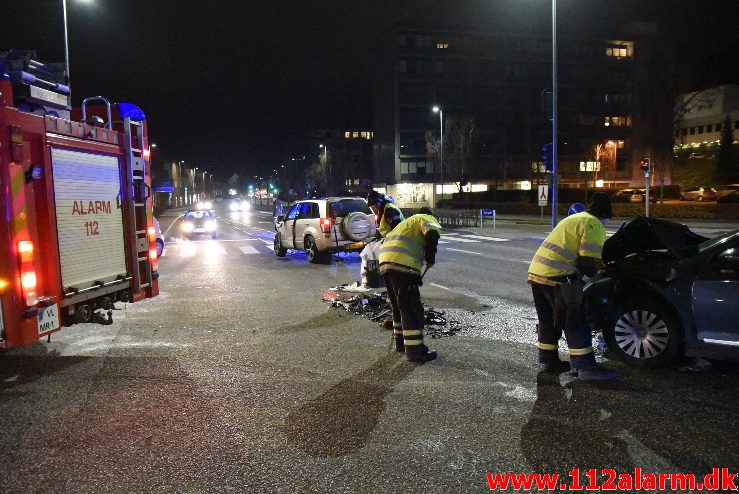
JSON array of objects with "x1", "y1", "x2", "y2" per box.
[{"x1": 321, "y1": 286, "x2": 465, "y2": 338}]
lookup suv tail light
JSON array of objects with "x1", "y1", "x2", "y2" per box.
[{"x1": 320, "y1": 217, "x2": 333, "y2": 234}]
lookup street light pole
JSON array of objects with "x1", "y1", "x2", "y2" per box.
[
  {"x1": 433, "y1": 106, "x2": 443, "y2": 202},
  {"x1": 551, "y1": 0, "x2": 559, "y2": 229},
  {"x1": 62, "y1": 0, "x2": 71, "y2": 90}
]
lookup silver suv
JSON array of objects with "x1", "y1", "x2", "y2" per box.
[{"x1": 274, "y1": 197, "x2": 377, "y2": 263}]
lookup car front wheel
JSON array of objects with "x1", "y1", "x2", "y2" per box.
[
  {"x1": 604, "y1": 300, "x2": 682, "y2": 367},
  {"x1": 274, "y1": 234, "x2": 288, "y2": 257}
]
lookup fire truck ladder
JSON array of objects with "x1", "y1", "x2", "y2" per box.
[{"x1": 122, "y1": 118, "x2": 152, "y2": 293}]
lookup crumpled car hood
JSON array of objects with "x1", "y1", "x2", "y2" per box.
[{"x1": 602, "y1": 217, "x2": 707, "y2": 263}]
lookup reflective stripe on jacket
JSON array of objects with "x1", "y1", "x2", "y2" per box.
[
  {"x1": 378, "y1": 202, "x2": 404, "y2": 237},
  {"x1": 379, "y1": 214, "x2": 442, "y2": 271},
  {"x1": 527, "y1": 211, "x2": 605, "y2": 284}
]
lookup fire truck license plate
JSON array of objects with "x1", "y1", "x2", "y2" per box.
[{"x1": 37, "y1": 304, "x2": 60, "y2": 334}]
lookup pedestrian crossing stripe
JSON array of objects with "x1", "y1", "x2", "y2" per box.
[
  {"x1": 238, "y1": 246, "x2": 260, "y2": 255},
  {"x1": 459, "y1": 234, "x2": 510, "y2": 242},
  {"x1": 441, "y1": 236, "x2": 479, "y2": 243}
]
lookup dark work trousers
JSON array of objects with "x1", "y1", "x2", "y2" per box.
[
  {"x1": 531, "y1": 282, "x2": 596, "y2": 369},
  {"x1": 383, "y1": 270, "x2": 426, "y2": 349}
]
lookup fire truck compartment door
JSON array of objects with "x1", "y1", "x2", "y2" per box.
[{"x1": 51, "y1": 148, "x2": 127, "y2": 290}]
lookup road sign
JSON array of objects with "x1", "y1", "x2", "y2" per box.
[{"x1": 538, "y1": 185, "x2": 549, "y2": 207}]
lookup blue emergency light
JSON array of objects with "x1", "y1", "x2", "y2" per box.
[{"x1": 116, "y1": 102, "x2": 146, "y2": 121}]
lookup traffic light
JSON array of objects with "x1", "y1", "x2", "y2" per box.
[
  {"x1": 640, "y1": 157, "x2": 651, "y2": 174},
  {"x1": 541, "y1": 143, "x2": 552, "y2": 172}
]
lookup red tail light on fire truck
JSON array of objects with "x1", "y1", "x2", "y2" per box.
[{"x1": 17, "y1": 241, "x2": 38, "y2": 306}]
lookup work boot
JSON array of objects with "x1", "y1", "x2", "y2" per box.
[
  {"x1": 405, "y1": 344, "x2": 437, "y2": 363},
  {"x1": 539, "y1": 360, "x2": 571, "y2": 373},
  {"x1": 574, "y1": 365, "x2": 616, "y2": 381},
  {"x1": 381, "y1": 318, "x2": 394, "y2": 330},
  {"x1": 393, "y1": 335, "x2": 405, "y2": 353}
]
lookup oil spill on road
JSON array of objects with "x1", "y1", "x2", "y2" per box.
[{"x1": 283, "y1": 352, "x2": 415, "y2": 457}]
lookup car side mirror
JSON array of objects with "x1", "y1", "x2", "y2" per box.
[
  {"x1": 276, "y1": 215, "x2": 284, "y2": 222},
  {"x1": 717, "y1": 248, "x2": 739, "y2": 273}
]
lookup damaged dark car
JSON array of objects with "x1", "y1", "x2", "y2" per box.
[{"x1": 585, "y1": 217, "x2": 739, "y2": 367}]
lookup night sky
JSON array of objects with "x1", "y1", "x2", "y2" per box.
[{"x1": 2, "y1": 0, "x2": 738, "y2": 180}]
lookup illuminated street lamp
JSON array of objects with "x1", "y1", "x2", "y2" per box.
[{"x1": 62, "y1": 0, "x2": 93, "y2": 92}]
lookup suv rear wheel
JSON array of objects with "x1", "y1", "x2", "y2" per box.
[
  {"x1": 604, "y1": 299, "x2": 682, "y2": 367},
  {"x1": 305, "y1": 235, "x2": 327, "y2": 264}
]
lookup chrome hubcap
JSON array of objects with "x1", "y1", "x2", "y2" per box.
[{"x1": 614, "y1": 310, "x2": 669, "y2": 359}]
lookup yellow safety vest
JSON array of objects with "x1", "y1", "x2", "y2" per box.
[
  {"x1": 528, "y1": 211, "x2": 605, "y2": 285},
  {"x1": 378, "y1": 203, "x2": 404, "y2": 237},
  {"x1": 379, "y1": 214, "x2": 442, "y2": 271}
]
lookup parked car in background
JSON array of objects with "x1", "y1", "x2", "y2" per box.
[
  {"x1": 634, "y1": 188, "x2": 658, "y2": 203},
  {"x1": 680, "y1": 186, "x2": 717, "y2": 201},
  {"x1": 715, "y1": 184, "x2": 739, "y2": 199},
  {"x1": 612, "y1": 188, "x2": 643, "y2": 203},
  {"x1": 273, "y1": 197, "x2": 376, "y2": 263},
  {"x1": 585, "y1": 217, "x2": 739, "y2": 367},
  {"x1": 717, "y1": 190, "x2": 739, "y2": 203}
]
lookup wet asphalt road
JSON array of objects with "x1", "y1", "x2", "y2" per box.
[{"x1": 1, "y1": 202, "x2": 737, "y2": 493}]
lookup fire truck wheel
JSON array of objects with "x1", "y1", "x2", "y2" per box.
[{"x1": 75, "y1": 304, "x2": 93, "y2": 324}]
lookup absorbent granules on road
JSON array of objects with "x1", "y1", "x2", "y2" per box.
[{"x1": 322, "y1": 289, "x2": 465, "y2": 338}]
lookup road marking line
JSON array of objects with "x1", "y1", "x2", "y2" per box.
[
  {"x1": 442, "y1": 237, "x2": 479, "y2": 243},
  {"x1": 438, "y1": 240, "x2": 450, "y2": 244},
  {"x1": 459, "y1": 234, "x2": 510, "y2": 242},
  {"x1": 446, "y1": 247, "x2": 482, "y2": 255},
  {"x1": 238, "y1": 246, "x2": 260, "y2": 255},
  {"x1": 430, "y1": 283, "x2": 450, "y2": 290}
]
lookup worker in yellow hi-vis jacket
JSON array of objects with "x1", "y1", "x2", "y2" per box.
[
  {"x1": 379, "y1": 207, "x2": 441, "y2": 362},
  {"x1": 528, "y1": 192, "x2": 616, "y2": 381}
]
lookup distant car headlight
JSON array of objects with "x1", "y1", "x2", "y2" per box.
[
  {"x1": 229, "y1": 202, "x2": 239, "y2": 211},
  {"x1": 240, "y1": 201, "x2": 249, "y2": 211},
  {"x1": 204, "y1": 220, "x2": 216, "y2": 232},
  {"x1": 204, "y1": 201, "x2": 212, "y2": 209},
  {"x1": 182, "y1": 221, "x2": 194, "y2": 232}
]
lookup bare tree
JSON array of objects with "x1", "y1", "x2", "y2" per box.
[
  {"x1": 425, "y1": 130, "x2": 442, "y2": 182},
  {"x1": 673, "y1": 89, "x2": 714, "y2": 145},
  {"x1": 425, "y1": 116, "x2": 478, "y2": 191}
]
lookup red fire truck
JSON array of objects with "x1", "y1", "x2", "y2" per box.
[{"x1": 0, "y1": 50, "x2": 159, "y2": 349}]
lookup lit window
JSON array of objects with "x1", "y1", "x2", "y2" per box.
[
  {"x1": 604, "y1": 116, "x2": 631, "y2": 127},
  {"x1": 352, "y1": 132, "x2": 359, "y2": 138},
  {"x1": 605, "y1": 42, "x2": 631, "y2": 58},
  {"x1": 345, "y1": 132, "x2": 350, "y2": 138},
  {"x1": 361, "y1": 131, "x2": 367, "y2": 138},
  {"x1": 436, "y1": 43, "x2": 449, "y2": 49}
]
